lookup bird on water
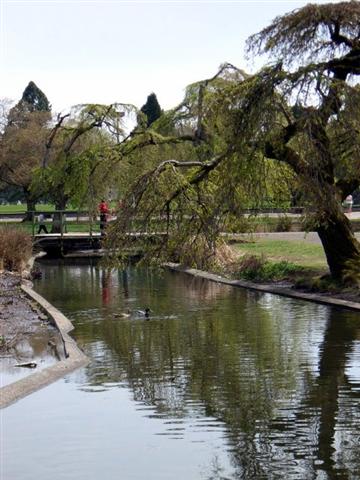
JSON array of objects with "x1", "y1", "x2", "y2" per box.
[
  {"x1": 114, "y1": 309, "x2": 131, "y2": 318},
  {"x1": 136, "y1": 307, "x2": 151, "y2": 318}
]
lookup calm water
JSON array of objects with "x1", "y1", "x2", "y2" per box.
[{"x1": 2, "y1": 261, "x2": 360, "y2": 479}]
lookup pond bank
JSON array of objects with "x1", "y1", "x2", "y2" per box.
[
  {"x1": 165, "y1": 263, "x2": 360, "y2": 311},
  {"x1": 0, "y1": 271, "x2": 89, "y2": 409}
]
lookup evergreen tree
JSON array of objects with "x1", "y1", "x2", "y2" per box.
[
  {"x1": 21, "y1": 81, "x2": 51, "y2": 112},
  {"x1": 140, "y1": 93, "x2": 162, "y2": 127}
]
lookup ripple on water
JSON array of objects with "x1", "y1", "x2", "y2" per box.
[{"x1": 20, "y1": 263, "x2": 360, "y2": 480}]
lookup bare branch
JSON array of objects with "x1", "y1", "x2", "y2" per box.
[{"x1": 43, "y1": 113, "x2": 70, "y2": 168}]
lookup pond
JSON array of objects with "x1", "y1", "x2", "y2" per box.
[{"x1": 2, "y1": 260, "x2": 360, "y2": 479}]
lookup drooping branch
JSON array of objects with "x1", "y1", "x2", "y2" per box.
[
  {"x1": 329, "y1": 21, "x2": 356, "y2": 49},
  {"x1": 43, "y1": 113, "x2": 70, "y2": 167},
  {"x1": 119, "y1": 133, "x2": 196, "y2": 157},
  {"x1": 161, "y1": 149, "x2": 234, "y2": 208},
  {"x1": 63, "y1": 105, "x2": 114, "y2": 155}
]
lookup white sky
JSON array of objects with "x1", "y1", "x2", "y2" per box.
[{"x1": 0, "y1": 0, "x2": 338, "y2": 114}]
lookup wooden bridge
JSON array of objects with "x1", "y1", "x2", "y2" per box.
[
  {"x1": 33, "y1": 231, "x2": 167, "y2": 257},
  {"x1": 33, "y1": 232, "x2": 103, "y2": 256},
  {"x1": 0, "y1": 209, "x2": 169, "y2": 256}
]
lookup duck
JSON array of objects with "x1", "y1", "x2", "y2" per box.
[
  {"x1": 114, "y1": 309, "x2": 131, "y2": 318},
  {"x1": 136, "y1": 307, "x2": 151, "y2": 318}
]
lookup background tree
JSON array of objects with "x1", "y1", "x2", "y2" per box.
[
  {"x1": 140, "y1": 93, "x2": 162, "y2": 127},
  {"x1": 0, "y1": 83, "x2": 51, "y2": 216},
  {"x1": 19, "y1": 80, "x2": 51, "y2": 113},
  {"x1": 32, "y1": 103, "x2": 138, "y2": 223}
]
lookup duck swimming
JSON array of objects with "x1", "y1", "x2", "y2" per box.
[
  {"x1": 114, "y1": 309, "x2": 131, "y2": 318},
  {"x1": 136, "y1": 307, "x2": 151, "y2": 318}
]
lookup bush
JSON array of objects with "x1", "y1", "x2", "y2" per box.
[
  {"x1": 274, "y1": 215, "x2": 292, "y2": 232},
  {"x1": 226, "y1": 216, "x2": 254, "y2": 233},
  {"x1": 342, "y1": 259, "x2": 360, "y2": 287},
  {"x1": 234, "y1": 254, "x2": 301, "y2": 282},
  {"x1": 235, "y1": 254, "x2": 267, "y2": 281},
  {"x1": 0, "y1": 227, "x2": 32, "y2": 272}
]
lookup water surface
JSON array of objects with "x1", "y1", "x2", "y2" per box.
[{"x1": 3, "y1": 261, "x2": 360, "y2": 479}]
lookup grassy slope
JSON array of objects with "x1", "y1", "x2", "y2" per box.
[{"x1": 232, "y1": 239, "x2": 328, "y2": 273}]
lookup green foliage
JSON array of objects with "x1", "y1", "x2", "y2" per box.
[
  {"x1": 294, "y1": 275, "x2": 344, "y2": 293},
  {"x1": 342, "y1": 258, "x2": 360, "y2": 287},
  {"x1": 246, "y1": 1, "x2": 360, "y2": 67},
  {"x1": 0, "y1": 107, "x2": 50, "y2": 208},
  {"x1": 31, "y1": 103, "x2": 131, "y2": 209},
  {"x1": 275, "y1": 215, "x2": 292, "y2": 232},
  {"x1": 234, "y1": 254, "x2": 301, "y2": 282}
]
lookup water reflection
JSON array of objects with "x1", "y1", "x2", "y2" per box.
[{"x1": 34, "y1": 261, "x2": 360, "y2": 479}]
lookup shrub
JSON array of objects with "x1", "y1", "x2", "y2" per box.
[
  {"x1": 0, "y1": 227, "x2": 32, "y2": 272},
  {"x1": 234, "y1": 254, "x2": 301, "y2": 282},
  {"x1": 274, "y1": 215, "x2": 292, "y2": 232},
  {"x1": 235, "y1": 254, "x2": 266, "y2": 281},
  {"x1": 262, "y1": 260, "x2": 300, "y2": 279},
  {"x1": 226, "y1": 216, "x2": 254, "y2": 233},
  {"x1": 342, "y1": 258, "x2": 360, "y2": 287}
]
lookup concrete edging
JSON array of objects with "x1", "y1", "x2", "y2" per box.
[
  {"x1": 165, "y1": 263, "x2": 360, "y2": 311},
  {"x1": 0, "y1": 283, "x2": 89, "y2": 409}
]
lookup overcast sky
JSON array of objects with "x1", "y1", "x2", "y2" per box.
[{"x1": 0, "y1": 0, "x2": 336, "y2": 113}]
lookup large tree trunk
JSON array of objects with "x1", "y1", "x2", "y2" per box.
[
  {"x1": 51, "y1": 196, "x2": 68, "y2": 233},
  {"x1": 22, "y1": 189, "x2": 36, "y2": 222},
  {"x1": 55, "y1": 196, "x2": 67, "y2": 211},
  {"x1": 317, "y1": 209, "x2": 360, "y2": 280}
]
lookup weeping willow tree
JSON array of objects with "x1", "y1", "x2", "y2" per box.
[
  {"x1": 32, "y1": 100, "x2": 197, "y2": 219},
  {"x1": 105, "y1": 63, "x2": 295, "y2": 269},
  {"x1": 244, "y1": 1, "x2": 360, "y2": 280},
  {"x1": 105, "y1": 1, "x2": 360, "y2": 282}
]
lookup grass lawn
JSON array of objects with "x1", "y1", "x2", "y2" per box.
[
  {"x1": 0, "y1": 202, "x2": 119, "y2": 214},
  {"x1": 230, "y1": 238, "x2": 360, "y2": 301},
  {"x1": 0, "y1": 203, "x2": 57, "y2": 214},
  {"x1": 232, "y1": 239, "x2": 328, "y2": 272}
]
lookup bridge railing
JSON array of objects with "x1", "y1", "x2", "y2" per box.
[
  {"x1": 1, "y1": 206, "x2": 359, "y2": 238},
  {"x1": 0, "y1": 210, "x2": 103, "y2": 237},
  {"x1": 30, "y1": 210, "x2": 103, "y2": 237}
]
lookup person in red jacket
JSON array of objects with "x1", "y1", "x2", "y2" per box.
[{"x1": 98, "y1": 199, "x2": 110, "y2": 236}]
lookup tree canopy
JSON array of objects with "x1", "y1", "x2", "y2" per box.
[{"x1": 105, "y1": 1, "x2": 360, "y2": 281}]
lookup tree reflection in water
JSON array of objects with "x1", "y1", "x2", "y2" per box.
[{"x1": 36, "y1": 263, "x2": 360, "y2": 479}]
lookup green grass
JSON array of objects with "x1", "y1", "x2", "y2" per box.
[
  {"x1": 0, "y1": 202, "x2": 119, "y2": 214},
  {"x1": 0, "y1": 203, "x2": 58, "y2": 214},
  {"x1": 232, "y1": 239, "x2": 327, "y2": 271}
]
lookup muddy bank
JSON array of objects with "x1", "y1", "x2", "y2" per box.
[{"x1": 0, "y1": 272, "x2": 64, "y2": 387}]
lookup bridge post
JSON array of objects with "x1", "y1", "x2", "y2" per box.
[
  {"x1": 60, "y1": 211, "x2": 64, "y2": 256},
  {"x1": 89, "y1": 209, "x2": 93, "y2": 239},
  {"x1": 31, "y1": 212, "x2": 35, "y2": 238}
]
